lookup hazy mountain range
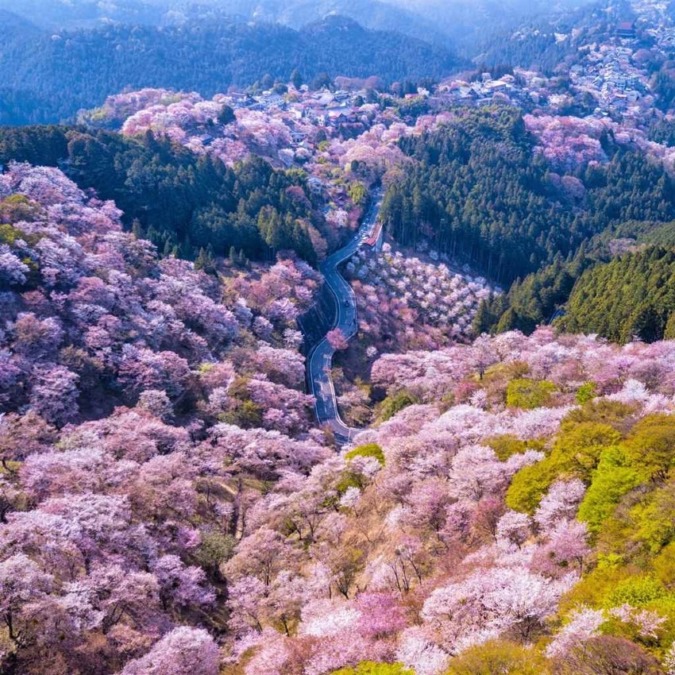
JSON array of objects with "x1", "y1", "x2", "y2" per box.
[
  {"x1": 0, "y1": 13, "x2": 461, "y2": 125},
  {"x1": 0, "y1": 0, "x2": 598, "y2": 52},
  {"x1": 0, "y1": 0, "x2": 605, "y2": 125}
]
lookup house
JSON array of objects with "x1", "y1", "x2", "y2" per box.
[{"x1": 363, "y1": 222, "x2": 383, "y2": 249}]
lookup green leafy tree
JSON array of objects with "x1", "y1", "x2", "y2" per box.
[
  {"x1": 332, "y1": 663, "x2": 413, "y2": 675},
  {"x1": 576, "y1": 382, "x2": 597, "y2": 405},
  {"x1": 506, "y1": 458, "x2": 558, "y2": 514},
  {"x1": 578, "y1": 446, "x2": 640, "y2": 533},
  {"x1": 445, "y1": 640, "x2": 550, "y2": 674},
  {"x1": 506, "y1": 379, "x2": 556, "y2": 409},
  {"x1": 624, "y1": 414, "x2": 675, "y2": 482},
  {"x1": 345, "y1": 443, "x2": 385, "y2": 466},
  {"x1": 549, "y1": 423, "x2": 622, "y2": 483},
  {"x1": 378, "y1": 390, "x2": 420, "y2": 422},
  {"x1": 217, "y1": 104, "x2": 236, "y2": 126},
  {"x1": 631, "y1": 480, "x2": 675, "y2": 553},
  {"x1": 290, "y1": 68, "x2": 303, "y2": 89}
]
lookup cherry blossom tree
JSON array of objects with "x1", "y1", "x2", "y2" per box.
[
  {"x1": 327, "y1": 328, "x2": 350, "y2": 351},
  {"x1": 152, "y1": 555, "x2": 215, "y2": 611},
  {"x1": 422, "y1": 566, "x2": 577, "y2": 651},
  {"x1": 0, "y1": 248, "x2": 29, "y2": 286},
  {"x1": 0, "y1": 553, "x2": 54, "y2": 652},
  {"x1": 120, "y1": 627, "x2": 220, "y2": 675},
  {"x1": 496, "y1": 511, "x2": 532, "y2": 550},
  {"x1": 29, "y1": 365, "x2": 79, "y2": 426},
  {"x1": 534, "y1": 479, "x2": 586, "y2": 534}
]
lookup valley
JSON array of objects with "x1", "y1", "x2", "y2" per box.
[
  {"x1": 309, "y1": 194, "x2": 382, "y2": 442},
  {"x1": 0, "y1": 1, "x2": 675, "y2": 674}
]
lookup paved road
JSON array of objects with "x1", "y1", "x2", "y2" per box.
[{"x1": 308, "y1": 194, "x2": 382, "y2": 443}]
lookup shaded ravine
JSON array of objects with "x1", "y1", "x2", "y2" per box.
[{"x1": 308, "y1": 194, "x2": 382, "y2": 443}]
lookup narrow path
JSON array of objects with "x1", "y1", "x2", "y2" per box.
[{"x1": 308, "y1": 194, "x2": 382, "y2": 444}]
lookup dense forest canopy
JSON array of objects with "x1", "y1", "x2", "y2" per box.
[
  {"x1": 478, "y1": 0, "x2": 628, "y2": 71},
  {"x1": 474, "y1": 224, "x2": 675, "y2": 341},
  {"x1": 381, "y1": 106, "x2": 675, "y2": 287},
  {"x1": 558, "y1": 246, "x2": 675, "y2": 343}
]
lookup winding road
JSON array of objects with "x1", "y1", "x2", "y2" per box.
[{"x1": 308, "y1": 194, "x2": 383, "y2": 443}]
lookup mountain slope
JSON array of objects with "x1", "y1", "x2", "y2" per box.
[
  {"x1": 0, "y1": 0, "x2": 596, "y2": 49},
  {"x1": 200, "y1": 0, "x2": 450, "y2": 45},
  {"x1": 0, "y1": 0, "x2": 448, "y2": 44},
  {"x1": 0, "y1": 0, "x2": 167, "y2": 29},
  {"x1": 558, "y1": 247, "x2": 675, "y2": 343},
  {"x1": 0, "y1": 16, "x2": 461, "y2": 125},
  {"x1": 476, "y1": 0, "x2": 632, "y2": 70},
  {"x1": 386, "y1": 0, "x2": 598, "y2": 54}
]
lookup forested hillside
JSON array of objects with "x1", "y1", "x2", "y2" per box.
[
  {"x1": 475, "y1": 217, "x2": 675, "y2": 340},
  {"x1": 0, "y1": 15, "x2": 460, "y2": 125},
  {"x1": 558, "y1": 246, "x2": 675, "y2": 343},
  {"x1": 0, "y1": 125, "x2": 320, "y2": 263},
  {"x1": 0, "y1": 0, "x2": 446, "y2": 43},
  {"x1": 478, "y1": 0, "x2": 624, "y2": 71},
  {"x1": 3, "y1": 1, "x2": 675, "y2": 670},
  {"x1": 381, "y1": 107, "x2": 675, "y2": 287},
  {"x1": 0, "y1": 0, "x2": 593, "y2": 49},
  {"x1": 0, "y1": 162, "x2": 321, "y2": 432},
  {"x1": 370, "y1": 0, "x2": 597, "y2": 56},
  {"x1": 193, "y1": 0, "x2": 449, "y2": 45},
  {"x1": 3, "y1": 167, "x2": 675, "y2": 675}
]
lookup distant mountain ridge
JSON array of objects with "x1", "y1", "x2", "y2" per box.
[
  {"x1": 0, "y1": 0, "x2": 167, "y2": 29},
  {"x1": 0, "y1": 0, "x2": 597, "y2": 51},
  {"x1": 0, "y1": 8, "x2": 42, "y2": 34},
  {"x1": 213, "y1": 0, "x2": 450, "y2": 45},
  {"x1": 0, "y1": 13, "x2": 461, "y2": 125},
  {"x1": 0, "y1": 0, "x2": 449, "y2": 44},
  {"x1": 395, "y1": 0, "x2": 599, "y2": 56}
]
